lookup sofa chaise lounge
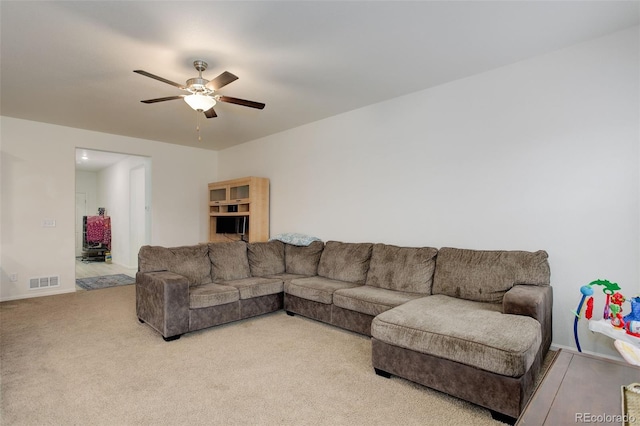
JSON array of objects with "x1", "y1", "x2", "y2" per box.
[{"x1": 136, "y1": 239, "x2": 552, "y2": 421}]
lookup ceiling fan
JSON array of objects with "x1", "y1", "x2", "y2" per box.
[{"x1": 134, "y1": 60, "x2": 265, "y2": 118}]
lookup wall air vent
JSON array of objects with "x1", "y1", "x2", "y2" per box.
[{"x1": 28, "y1": 276, "x2": 60, "y2": 290}]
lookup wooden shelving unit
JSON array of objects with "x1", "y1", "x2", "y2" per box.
[{"x1": 208, "y1": 176, "x2": 269, "y2": 243}]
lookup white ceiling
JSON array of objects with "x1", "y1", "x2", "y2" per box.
[{"x1": 1, "y1": 1, "x2": 638, "y2": 151}]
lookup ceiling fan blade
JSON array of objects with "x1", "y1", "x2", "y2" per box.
[
  {"x1": 205, "y1": 71, "x2": 239, "y2": 90},
  {"x1": 204, "y1": 107, "x2": 217, "y2": 118},
  {"x1": 134, "y1": 70, "x2": 185, "y2": 89},
  {"x1": 218, "y1": 96, "x2": 265, "y2": 110},
  {"x1": 140, "y1": 95, "x2": 185, "y2": 104}
]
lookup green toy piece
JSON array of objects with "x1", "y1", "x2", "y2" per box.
[{"x1": 589, "y1": 279, "x2": 621, "y2": 294}]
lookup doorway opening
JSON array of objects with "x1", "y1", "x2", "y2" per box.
[{"x1": 75, "y1": 148, "x2": 151, "y2": 284}]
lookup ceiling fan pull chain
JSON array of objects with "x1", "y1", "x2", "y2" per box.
[{"x1": 196, "y1": 112, "x2": 202, "y2": 142}]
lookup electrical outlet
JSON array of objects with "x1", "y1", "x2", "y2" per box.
[{"x1": 9, "y1": 273, "x2": 17, "y2": 282}]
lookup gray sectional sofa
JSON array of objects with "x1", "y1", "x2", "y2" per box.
[{"x1": 135, "y1": 239, "x2": 552, "y2": 421}]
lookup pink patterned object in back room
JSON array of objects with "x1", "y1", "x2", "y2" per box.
[{"x1": 86, "y1": 215, "x2": 111, "y2": 250}]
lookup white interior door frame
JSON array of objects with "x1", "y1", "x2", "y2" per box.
[
  {"x1": 75, "y1": 192, "x2": 87, "y2": 257},
  {"x1": 129, "y1": 165, "x2": 148, "y2": 268}
]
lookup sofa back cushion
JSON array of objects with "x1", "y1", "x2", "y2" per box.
[
  {"x1": 365, "y1": 244, "x2": 438, "y2": 294},
  {"x1": 317, "y1": 241, "x2": 373, "y2": 284},
  {"x1": 247, "y1": 240, "x2": 286, "y2": 276},
  {"x1": 285, "y1": 240, "x2": 324, "y2": 275},
  {"x1": 431, "y1": 247, "x2": 550, "y2": 303},
  {"x1": 208, "y1": 241, "x2": 251, "y2": 282},
  {"x1": 138, "y1": 244, "x2": 211, "y2": 286}
]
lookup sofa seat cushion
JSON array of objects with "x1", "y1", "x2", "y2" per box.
[
  {"x1": 371, "y1": 295, "x2": 541, "y2": 377},
  {"x1": 265, "y1": 273, "x2": 311, "y2": 285},
  {"x1": 285, "y1": 276, "x2": 362, "y2": 304},
  {"x1": 365, "y1": 244, "x2": 438, "y2": 294},
  {"x1": 189, "y1": 283, "x2": 239, "y2": 309},
  {"x1": 333, "y1": 286, "x2": 425, "y2": 317},
  {"x1": 216, "y1": 277, "x2": 284, "y2": 300}
]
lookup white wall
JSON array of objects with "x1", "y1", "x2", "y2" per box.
[
  {"x1": 218, "y1": 27, "x2": 640, "y2": 358},
  {"x1": 0, "y1": 118, "x2": 218, "y2": 300},
  {"x1": 96, "y1": 155, "x2": 151, "y2": 268}
]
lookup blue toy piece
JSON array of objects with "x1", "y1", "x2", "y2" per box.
[
  {"x1": 573, "y1": 285, "x2": 594, "y2": 352},
  {"x1": 581, "y1": 285, "x2": 595, "y2": 296},
  {"x1": 623, "y1": 297, "x2": 640, "y2": 337}
]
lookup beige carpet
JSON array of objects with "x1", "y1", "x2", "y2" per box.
[{"x1": 1, "y1": 286, "x2": 538, "y2": 425}]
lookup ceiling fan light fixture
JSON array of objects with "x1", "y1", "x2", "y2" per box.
[
  {"x1": 135, "y1": 62, "x2": 264, "y2": 120},
  {"x1": 184, "y1": 94, "x2": 216, "y2": 111}
]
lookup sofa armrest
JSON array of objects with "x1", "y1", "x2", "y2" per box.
[
  {"x1": 136, "y1": 271, "x2": 190, "y2": 339},
  {"x1": 503, "y1": 284, "x2": 553, "y2": 353}
]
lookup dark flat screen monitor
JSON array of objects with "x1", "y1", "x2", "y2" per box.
[{"x1": 216, "y1": 216, "x2": 248, "y2": 235}]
